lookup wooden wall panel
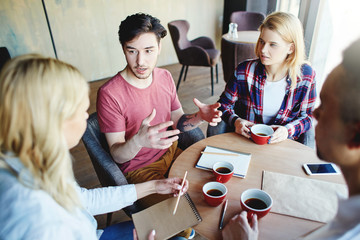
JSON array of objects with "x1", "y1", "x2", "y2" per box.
[
  {"x1": 1, "y1": 0, "x2": 223, "y2": 81},
  {"x1": 0, "y1": 0, "x2": 55, "y2": 58}
]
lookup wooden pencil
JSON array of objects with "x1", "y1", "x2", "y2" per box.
[
  {"x1": 201, "y1": 151, "x2": 239, "y2": 157},
  {"x1": 173, "y1": 171, "x2": 188, "y2": 215}
]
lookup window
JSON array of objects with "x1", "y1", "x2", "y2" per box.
[
  {"x1": 277, "y1": 0, "x2": 301, "y2": 16},
  {"x1": 310, "y1": 0, "x2": 360, "y2": 91},
  {"x1": 279, "y1": 0, "x2": 360, "y2": 97}
]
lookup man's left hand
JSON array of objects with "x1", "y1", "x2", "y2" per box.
[{"x1": 193, "y1": 98, "x2": 222, "y2": 126}]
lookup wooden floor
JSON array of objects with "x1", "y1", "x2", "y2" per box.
[{"x1": 71, "y1": 63, "x2": 226, "y2": 229}]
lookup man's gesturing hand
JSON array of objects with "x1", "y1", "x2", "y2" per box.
[
  {"x1": 133, "y1": 109, "x2": 180, "y2": 149},
  {"x1": 193, "y1": 98, "x2": 222, "y2": 126}
]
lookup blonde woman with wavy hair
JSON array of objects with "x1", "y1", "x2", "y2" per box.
[
  {"x1": 209, "y1": 11, "x2": 316, "y2": 147},
  {"x1": 0, "y1": 54, "x2": 88, "y2": 211},
  {"x1": 255, "y1": 11, "x2": 306, "y2": 89},
  {"x1": 0, "y1": 54, "x2": 188, "y2": 240}
]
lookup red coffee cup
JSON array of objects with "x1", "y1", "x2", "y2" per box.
[
  {"x1": 202, "y1": 182, "x2": 227, "y2": 207},
  {"x1": 250, "y1": 124, "x2": 274, "y2": 145},
  {"x1": 240, "y1": 189, "x2": 273, "y2": 220},
  {"x1": 213, "y1": 161, "x2": 234, "y2": 183}
]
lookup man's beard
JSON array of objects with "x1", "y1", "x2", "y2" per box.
[{"x1": 131, "y1": 66, "x2": 151, "y2": 80}]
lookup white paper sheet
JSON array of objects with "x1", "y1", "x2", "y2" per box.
[{"x1": 196, "y1": 146, "x2": 251, "y2": 178}]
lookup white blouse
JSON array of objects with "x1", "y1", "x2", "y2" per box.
[{"x1": 262, "y1": 77, "x2": 287, "y2": 124}]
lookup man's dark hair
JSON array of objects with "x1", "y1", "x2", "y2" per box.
[{"x1": 118, "y1": 13, "x2": 167, "y2": 46}]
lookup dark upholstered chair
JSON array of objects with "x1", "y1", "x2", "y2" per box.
[
  {"x1": 221, "y1": 38, "x2": 257, "y2": 83},
  {"x1": 0, "y1": 47, "x2": 11, "y2": 72},
  {"x1": 168, "y1": 20, "x2": 221, "y2": 96},
  {"x1": 221, "y1": 11, "x2": 265, "y2": 83},
  {"x1": 81, "y1": 112, "x2": 142, "y2": 226},
  {"x1": 82, "y1": 112, "x2": 205, "y2": 225},
  {"x1": 229, "y1": 11, "x2": 265, "y2": 31}
]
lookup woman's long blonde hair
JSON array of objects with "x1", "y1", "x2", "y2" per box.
[
  {"x1": 255, "y1": 11, "x2": 307, "y2": 88},
  {"x1": 0, "y1": 54, "x2": 89, "y2": 211}
]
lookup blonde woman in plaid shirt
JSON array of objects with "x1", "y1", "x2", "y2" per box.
[{"x1": 209, "y1": 12, "x2": 316, "y2": 147}]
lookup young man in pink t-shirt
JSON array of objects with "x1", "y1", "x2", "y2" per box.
[{"x1": 96, "y1": 13, "x2": 221, "y2": 217}]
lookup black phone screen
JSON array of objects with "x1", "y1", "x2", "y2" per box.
[{"x1": 308, "y1": 164, "x2": 336, "y2": 174}]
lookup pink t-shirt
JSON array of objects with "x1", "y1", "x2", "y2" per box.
[{"x1": 97, "y1": 68, "x2": 181, "y2": 173}]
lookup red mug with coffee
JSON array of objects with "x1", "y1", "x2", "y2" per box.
[
  {"x1": 250, "y1": 124, "x2": 274, "y2": 145},
  {"x1": 202, "y1": 182, "x2": 227, "y2": 207},
  {"x1": 240, "y1": 188, "x2": 273, "y2": 220},
  {"x1": 213, "y1": 161, "x2": 234, "y2": 183}
]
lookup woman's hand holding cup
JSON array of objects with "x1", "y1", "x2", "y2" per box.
[
  {"x1": 250, "y1": 124, "x2": 274, "y2": 145},
  {"x1": 234, "y1": 118, "x2": 255, "y2": 138}
]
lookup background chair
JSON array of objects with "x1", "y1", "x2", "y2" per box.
[
  {"x1": 221, "y1": 37, "x2": 257, "y2": 83},
  {"x1": 168, "y1": 20, "x2": 220, "y2": 96},
  {"x1": 81, "y1": 112, "x2": 142, "y2": 226},
  {"x1": 82, "y1": 112, "x2": 205, "y2": 225},
  {"x1": 221, "y1": 11, "x2": 265, "y2": 83},
  {"x1": 229, "y1": 11, "x2": 265, "y2": 31},
  {"x1": 0, "y1": 47, "x2": 11, "y2": 72}
]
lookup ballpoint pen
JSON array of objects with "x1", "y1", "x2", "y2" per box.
[{"x1": 219, "y1": 199, "x2": 228, "y2": 230}]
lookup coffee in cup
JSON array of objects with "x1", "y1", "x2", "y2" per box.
[
  {"x1": 240, "y1": 188, "x2": 273, "y2": 220},
  {"x1": 202, "y1": 181, "x2": 227, "y2": 207},
  {"x1": 213, "y1": 161, "x2": 234, "y2": 183},
  {"x1": 250, "y1": 124, "x2": 274, "y2": 145}
]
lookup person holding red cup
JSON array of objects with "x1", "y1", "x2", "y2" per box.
[{"x1": 240, "y1": 189, "x2": 273, "y2": 220}]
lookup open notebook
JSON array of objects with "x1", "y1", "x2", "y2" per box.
[
  {"x1": 196, "y1": 146, "x2": 252, "y2": 178},
  {"x1": 132, "y1": 193, "x2": 201, "y2": 240}
]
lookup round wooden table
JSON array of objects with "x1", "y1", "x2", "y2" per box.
[
  {"x1": 169, "y1": 133, "x2": 346, "y2": 240},
  {"x1": 221, "y1": 30, "x2": 260, "y2": 83}
]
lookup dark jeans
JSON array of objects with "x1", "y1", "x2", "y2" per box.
[
  {"x1": 100, "y1": 221, "x2": 134, "y2": 240},
  {"x1": 207, "y1": 121, "x2": 315, "y2": 149},
  {"x1": 99, "y1": 220, "x2": 187, "y2": 240}
]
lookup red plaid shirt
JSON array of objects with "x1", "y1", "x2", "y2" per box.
[{"x1": 219, "y1": 59, "x2": 316, "y2": 140}]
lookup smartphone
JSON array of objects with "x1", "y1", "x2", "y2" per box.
[{"x1": 303, "y1": 163, "x2": 340, "y2": 175}]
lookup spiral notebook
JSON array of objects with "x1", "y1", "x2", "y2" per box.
[{"x1": 132, "y1": 193, "x2": 202, "y2": 240}]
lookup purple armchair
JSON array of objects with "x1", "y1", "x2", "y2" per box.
[
  {"x1": 168, "y1": 20, "x2": 220, "y2": 96},
  {"x1": 229, "y1": 11, "x2": 265, "y2": 31},
  {"x1": 222, "y1": 11, "x2": 265, "y2": 83}
]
